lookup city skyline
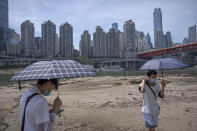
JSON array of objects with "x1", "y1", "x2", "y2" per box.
[{"x1": 9, "y1": 0, "x2": 197, "y2": 49}]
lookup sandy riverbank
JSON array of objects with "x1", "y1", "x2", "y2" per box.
[{"x1": 0, "y1": 74, "x2": 197, "y2": 131}]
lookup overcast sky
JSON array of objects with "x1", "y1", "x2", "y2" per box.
[{"x1": 9, "y1": 0, "x2": 197, "y2": 49}]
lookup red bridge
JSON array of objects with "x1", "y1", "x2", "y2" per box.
[{"x1": 138, "y1": 43, "x2": 197, "y2": 58}]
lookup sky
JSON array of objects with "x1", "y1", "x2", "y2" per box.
[{"x1": 9, "y1": 0, "x2": 197, "y2": 49}]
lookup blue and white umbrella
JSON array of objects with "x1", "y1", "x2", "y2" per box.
[
  {"x1": 139, "y1": 58, "x2": 189, "y2": 80},
  {"x1": 140, "y1": 58, "x2": 189, "y2": 70},
  {"x1": 10, "y1": 60, "x2": 96, "y2": 82}
]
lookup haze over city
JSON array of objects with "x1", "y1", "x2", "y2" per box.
[{"x1": 9, "y1": 0, "x2": 197, "y2": 49}]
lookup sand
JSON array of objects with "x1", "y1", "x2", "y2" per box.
[{"x1": 0, "y1": 74, "x2": 197, "y2": 131}]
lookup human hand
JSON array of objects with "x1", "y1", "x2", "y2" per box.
[
  {"x1": 161, "y1": 81, "x2": 166, "y2": 88},
  {"x1": 142, "y1": 77, "x2": 148, "y2": 83},
  {"x1": 52, "y1": 96, "x2": 62, "y2": 113}
]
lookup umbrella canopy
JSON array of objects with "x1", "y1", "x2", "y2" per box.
[
  {"x1": 139, "y1": 58, "x2": 189, "y2": 70},
  {"x1": 10, "y1": 60, "x2": 96, "y2": 82}
]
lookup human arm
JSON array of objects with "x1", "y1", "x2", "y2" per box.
[
  {"x1": 158, "y1": 81, "x2": 166, "y2": 98},
  {"x1": 139, "y1": 79, "x2": 146, "y2": 93}
]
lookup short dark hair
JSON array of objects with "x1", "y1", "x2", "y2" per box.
[
  {"x1": 37, "y1": 79, "x2": 58, "y2": 89},
  {"x1": 147, "y1": 70, "x2": 157, "y2": 76}
]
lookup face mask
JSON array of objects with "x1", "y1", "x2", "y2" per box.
[
  {"x1": 43, "y1": 90, "x2": 51, "y2": 96},
  {"x1": 150, "y1": 78, "x2": 156, "y2": 83}
]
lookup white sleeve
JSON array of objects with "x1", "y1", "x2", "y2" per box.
[
  {"x1": 34, "y1": 101, "x2": 50, "y2": 124},
  {"x1": 36, "y1": 113, "x2": 56, "y2": 131}
]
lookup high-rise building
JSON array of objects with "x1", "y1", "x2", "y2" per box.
[
  {"x1": 93, "y1": 26, "x2": 107, "y2": 58},
  {"x1": 60, "y1": 22, "x2": 73, "y2": 58},
  {"x1": 55, "y1": 34, "x2": 60, "y2": 57},
  {"x1": 136, "y1": 32, "x2": 153, "y2": 53},
  {"x1": 34, "y1": 37, "x2": 42, "y2": 58},
  {"x1": 144, "y1": 33, "x2": 153, "y2": 52},
  {"x1": 123, "y1": 19, "x2": 136, "y2": 58},
  {"x1": 112, "y1": 23, "x2": 118, "y2": 32},
  {"x1": 155, "y1": 29, "x2": 163, "y2": 49},
  {"x1": 188, "y1": 24, "x2": 196, "y2": 43},
  {"x1": 41, "y1": 20, "x2": 56, "y2": 58},
  {"x1": 166, "y1": 31, "x2": 173, "y2": 47},
  {"x1": 21, "y1": 20, "x2": 35, "y2": 57},
  {"x1": 0, "y1": 0, "x2": 8, "y2": 29},
  {"x1": 6, "y1": 29, "x2": 21, "y2": 56},
  {"x1": 153, "y1": 8, "x2": 163, "y2": 48},
  {"x1": 137, "y1": 32, "x2": 146, "y2": 53},
  {"x1": 119, "y1": 32, "x2": 124, "y2": 58},
  {"x1": 145, "y1": 33, "x2": 151, "y2": 44},
  {"x1": 0, "y1": 28, "x2": 9, "y2": 55},
  {"x1": 162, "y1": 34, "x2": 167, "y2": 48},
  {"x1": 0, "y1": 0, "x2": 9, "y2": 54},
  {"x1": 106, "y1": 28, "x2": 120, "y2": 58},
  {"x1": 90, "y1": 40, "x2": 93, "y2": 58},
  {"x1": 80, "y1": 30, "x2": 92, "y2": 58}
]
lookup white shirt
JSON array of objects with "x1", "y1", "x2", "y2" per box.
[
  {"x1": 20, "y1": 86, "x2": 56, "y2": 131},
  {"x1": 141, "y1": 82, "x2": 162, "y2": 115}
]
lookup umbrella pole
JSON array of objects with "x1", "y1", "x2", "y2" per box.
[
  {"x1": 18, "y1": 81, "x2": 21, "y2": 90},
  {"x1": 162, "y1": 69, "x2": 164, "y2": 82},
  {"x1": 57, "y1": 79, "x2": 59, "y2": 97}
]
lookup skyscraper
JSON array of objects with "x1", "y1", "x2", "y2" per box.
[
  {"x1": 0, "y1": 0, "x2": 9, "y2": 54},
  {"x1": 112, "y1": 23, "x2": 118, "y2": 32},
  {"x1": 41, "y1": 20, "x2": 56, "y2": 58},
  {"x1": 21, "y1": 20, "x2": 35, "y2": 57},
  {"x1": 123, "y1": 19, "x2": 136, "y2": 58},
  {"x1": 55, "y1": 34, "x2": 60, "y2": 56},
  {"x1": 119, "y1": 32, "x2": 124, "y2": 58},
  {"x1": 144, "y1": 33, "x2": 153, "y2": 52},
  {"x1": 6, "y1": 29, "x2": 21, "y2": 56},
  {"x1": 155, "y1": 29, "x2": 163, "y2": 49},
  {"x1": 93, "y1": 26, "x2": 107, "y2": 58},
  {"x1": 60, "y1": 22, "x2": 73, "y2": 58},
  {"x1": 145, "y1": 33, "x2": 151, "y2": 44},
  {"x1": 80, "y1": 30, "x2": 92, "y2": 58},
  {"x1": 153, "y1": 8, "x2": 163, "y2": 48},
  {"x1": 137, "y1": 32, "x2": 146, "y2": 53},
  {"x1": 34, "y1": 37, "x2": 42, "y2": 58},
  {"x1": 106, "y1": 28, "x2": 120, "y2": 58},
  {"x1": 188, "y1": 24, "x2": 196, "y2": 43},
  {"x1": 162, "y1": 34, "x2": 167, "y2": 48},
  {"x1": 0, "y1": 0, "x2": 8, "y2": 29},
  {"x1": 166, "y1": 31, "x2": 173, "y2": 47}
]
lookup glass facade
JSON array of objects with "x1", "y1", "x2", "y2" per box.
[
  {"x1": 0, "y1": 0, "x2": 8, "y2": 29},
  {"x1": 153, "y1": 8, "x2": 163, "y2": 48}
]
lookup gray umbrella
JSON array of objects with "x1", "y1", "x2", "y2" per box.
[
  {"x1": 139, "y1": 58, "x2": 189, "y2": 80},
  {"x1": 10, "y1": 60, "x2": 96, "y2": 89}
]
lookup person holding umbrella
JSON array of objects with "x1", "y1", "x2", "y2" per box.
[
  {"x1": 9, "y1": 60, "x2": 96, "y2": 131},
  {"x1": 20, "y1": 79, "x2": 62, "y2": 131},
  {"x1": 139, "y1": 70, "x2": 166, "y2": 131}
]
